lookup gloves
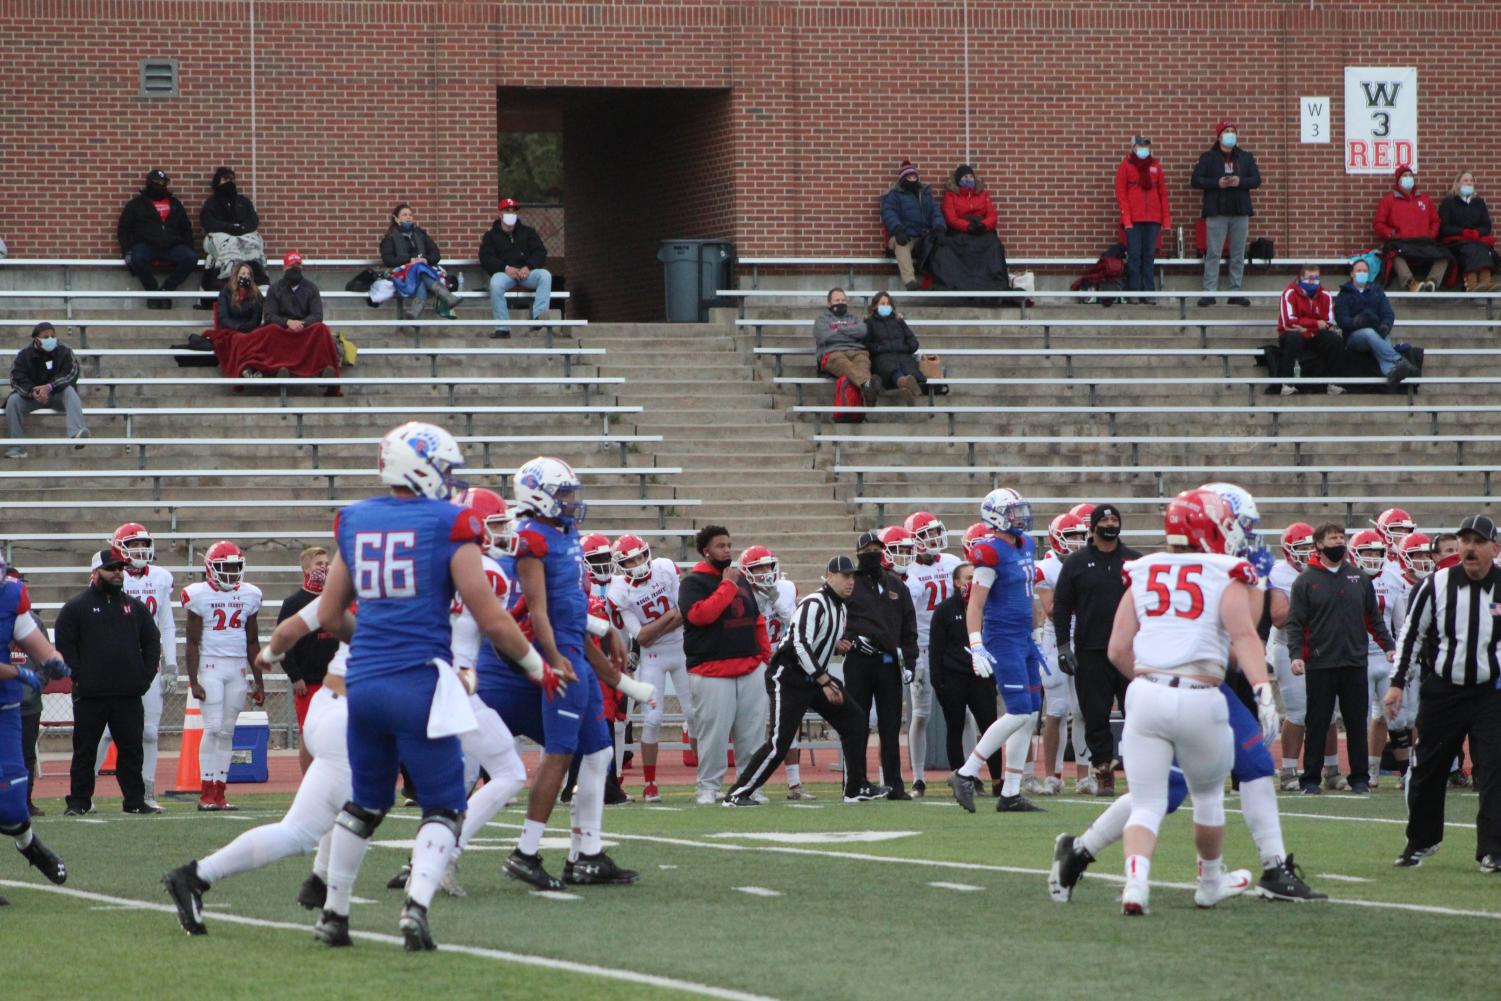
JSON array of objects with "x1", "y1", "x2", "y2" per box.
[
  {"x1": 15, "y1": 667, "x2": 43, "y2": 693},
  {"x1": 902, "y1": 667, "x2": 914, "y2": 685},
  {"x1": 1377, "y1": 323, "x2": 1393, "y2": 339},
  {"x1": 1058, "y1": 643, "x2": 1078, "y2": 677},
  {"x1": 894, "y1": 231, "x2": 912, "y2": 247},
  {"x1": 160, "y1": 672, "x2": 176, "y2": 698},
  {"x1": 39, "y1": 656, "x2": 70, "y2": 680},
  {"x1": 851, "y1": 635, "x2": 880, "y2": 657},
  {"x1": 616, "y1": 674, "x2": 657, "y2": 709},
  {"x1": 1247, "y1": 544, "x2": 1275, "y2": 580},
  {"x1": 969, "y1": 643, "x2": 995, "y2": 679},
  {"x1": 967, "y1": 219, "x2": 984, "y2": 235},
  {"x1": 1253, "y1": 683, "x2": 1281, "y2": 748}
]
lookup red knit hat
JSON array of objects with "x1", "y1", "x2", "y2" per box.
[
  {"x1": 1393, "y1": 164, "x2": 1414, "y2": 182},
  {"x1": 1214, "y1": 119, "x2": 1237, "y2": 137}
]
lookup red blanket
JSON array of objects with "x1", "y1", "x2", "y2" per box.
[{"x1": 207, "y1": 323, "x2": 341, "y2": 393}]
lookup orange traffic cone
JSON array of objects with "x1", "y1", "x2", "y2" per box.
[
  {"x1": 173, "y1": 691, "x2": 204, "y2": 793},
  {"x1": 100, "y1": 741, "x2": 118, "y2": 775}
]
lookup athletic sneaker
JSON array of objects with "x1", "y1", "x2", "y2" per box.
[
  {"x1": 1074, "y1": 774, "x2": 1099, "y2": 796},
  {"x1": 786, "y1": 784, "x2": 816, "y2": 801},
  {"x1": 1479, "y1": 855, "x2": 1501, "y2": 873},
  {"x1": 399, "y1": 898, "x2": 437, "y2": 951},
  {"x1": 694, "y1": 791, "x2": 719, "y2": 806},
  {"x1": 1255, "y1": 854, "x2": 1327, "y2": 901},
  {"x1": 1048, "y1": 834, "x2": 1094, "y2": 903},
  {"x1": 162, "y1": 862, "x2": 209, "y2": 935},
  {"x1": 1278, "y1": 768, "x2": 1301, "y2": 792},
  {"x1": 948, "y1": 773, "x2": 977, "y2": 813},
  {"x1": 1121, "y1": 882, "x2": 1150, "y2": 916},
  {"x1": 751, "y1": 789, "x2": 769, "y2": 805},
  {"x1": 123, "y1": 802, "x2": 164, "y2": 815},
  {"x1": 1022, "y1": 775, "x2": 1046, "y2": 796},
  {"x1": 604, "y1": 778, "x2": 633, "y2": 805},
  {"x1": 722, "y1": 792, "x2": 759, "y2": 807},
  {"x1": 505, "y1": 848, "x2": 564, "y2": 891},
  {"x1": 1393, "y1": 845, "x2": 1439, "y2": 868},
  {"x1": 1195, "y1": 869, "x2": 1252, "y2": 909},
  {"x1": 912, "y1": 779, "x2": 926, "y2": 798},
  {"x1": 886, "y1": 786, "x2": 913, "y2": 801},
  {"x1": 296, "y1": 873, "x2": 328, "y2": 910},
  {"x1": 642, "y1": 782, "x2": 662, "y2": 803},
  {"x1": 1348, "y1": 782, "x2": 1371, "y2": 796},
  {"x1": 563, "y1": 852, "x2": 640, "y2": 886},
  {"x1": 1300, "y1": 783, "x2": 1322, "y2": 795},
  {"x1": 1041, "y1": 777, "x2": 1063, "y2": 796},
  {"x1": 386, "y1": 862, "x2": 411, "y2": 890},
  {"x1": 996, "y1": 794, "x2": 1044, "y2": 813},
  {"x1": 19, "y1": 836, "x2": 67, "y2": 884},
  {"x1": 1323, "y1": 767, "x2": 1350, "y2": 791},
  {"x1": 313, "y1": 909, "x2": 352, "y2": 947},
  {"x1": 843, "y1": 783, "x2": 890, "y2": 803}
]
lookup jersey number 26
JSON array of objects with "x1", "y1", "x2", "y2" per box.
[{"x1": 355, "y1": 531, "x2": 418, "y2": 599}]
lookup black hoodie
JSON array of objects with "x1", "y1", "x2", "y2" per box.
[{"x1": 117, "y1": 188, "x2": 194, "y2": 252}]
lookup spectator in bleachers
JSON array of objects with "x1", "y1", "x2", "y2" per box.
[
  {"x1": 199, "y1": 167, "x2": 267, "y2": 290},
  {"x1": 480, "y1": 197, "x2": 552, "y2": 339},
  {"x1": 6, "y1": 322, "x2": 87, "y2": 458},
  {"x1": 812, "y1": 287, "x2": 876, "y2": 406},
  {"x1": 1374, "y1": 166, "x2": 1449, "y2": 293},
  {"x1": 880, "y1": 161, "x2": 944, "y2": 291},
  {"x1": 264, "y1": 252, "x2": 322, "y2": 331},
  {"x1": 941, "y1": 164, "x2": 997, "y2": 237},
  {"x1": 1334, "y1": 259, "x2": 1416, "y2": 385},
  {"x1": 1192, "y1": 120, "x2": 1260, "y2": 307},
  {"x1": 1115, "y1": 135, "x2": 1170, "y2": 302},
  {"x1": 865, "y1": 291, "x2": 924, "y2": 405},
  {"x1": 1276, "y1": 264, "x2": 1342, "y2": 396},
  {"x1": 379, "y1": 203, "x2": 461, "y2": 321},
  {"x1": 117, "y1": 169, "x2": 197, "y2": 310},
  {"x1": 215, "y1": 261, "x2": 264, "y2": 333},
  {"x1": 1438, "y1": 170, "x2": 1499, "y2": 292},
  {"x1": 223, "y1": 251, "x2": 339, "y2": 387}
]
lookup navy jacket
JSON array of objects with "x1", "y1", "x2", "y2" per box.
[
  {"x1": 880, "y1": 183, "x2": 945, "y2": 240},
  {"x1": 1333, "y1": 280, "x2": 1395, "y2": 337}
]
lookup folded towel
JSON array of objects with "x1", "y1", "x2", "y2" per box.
[{"x1": 427, "y1": 658, "x2": 478, "y2": 738}]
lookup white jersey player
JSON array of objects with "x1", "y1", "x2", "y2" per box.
[
  {"x1": 894, "y1": 514, "x2": 962, "y2": 797},
  {"x1": 743, "y1": 545, "x2": 807, "y2": 799},
  {"x1": 1035, "y1": 512, "x2": 1091, "y2": 795},
  {"x1": 1352, "y1": 530, "x2": 1402, "y2": 787},
  {"x1": 1267, "y1": 523, "x2": 1311, "y2": 789},
  {"x1": 582, "y1": 532, "x2": 614, "y2": 601},
  {"x1": 182, "y1": 541, "x2": 263, "y2": 812}
]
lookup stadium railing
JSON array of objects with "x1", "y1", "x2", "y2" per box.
[
  {"x1": 0, "y1": 313, "x2": 583, "y2": 348},
  {"x1": 69, "y1": 344, "x2": 604, "y2": 378},
  {"x1": 73, "y1": 373, "x2": 621, "y2": 407},
  {"x1": 60, "y1": 404, "x2": 643, "y2": 437}
]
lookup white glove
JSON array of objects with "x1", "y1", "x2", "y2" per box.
[
  {"x1": 969, "y1": 643, "x2": 995, "y2": 679},
  {"x1": 616, "y1": 674, "x2": 657, "y2": 709},
  {"x1": 160, "y1": 671, "x2": 177, "y2": 698},
  {"x1": 1253, "y1": 683, "x2": 1281, "y2": 748}
]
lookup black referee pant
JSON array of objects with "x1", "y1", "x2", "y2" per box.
[
  {"x1": 933, "y1": 672, "x2": 1002, "y2": 778},
  {"x1": 1404, "y1": 678, "x2": 1501, "y2": 860},
  {"x1": 68, "y1": 694, "x2": 145, "y2": 812},
  {"x1": 1300, "y1": 664, "x2": 1369, "y2": 788},
  {"x1": 842, "y1": 651, "x2": 905, "y2": 793},
  {"x1": 1076, "y1": 649, "x2": 1128, "y2": 768},
  {"x1": 728, "y1": 672, "x2": 870, "y2": 799}
]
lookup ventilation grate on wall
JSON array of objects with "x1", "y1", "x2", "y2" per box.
[{"x1": 140, "y1": 59, "x2": 178, "y2": 98}]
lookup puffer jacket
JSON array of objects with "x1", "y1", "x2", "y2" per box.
[
  {"x1": 880, "y1": 182, "x2": 945, "y2": 240},
  {"x1": 1114, "y1": 153, "x2": 1171, "y2": 229},
  {"x1": 941, "y1": 178, "x2": 997, "y2": 233},
  {"x1": 865, "y1": 311, "x2": 919, "y2": 356},
  {"x1": 1374, "y1": 170, "x2": 1439, "y2": 241}
]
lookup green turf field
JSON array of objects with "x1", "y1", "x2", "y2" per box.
[{"x1": 5, "y1": 782, "x2": 1497, "y2": 1001}]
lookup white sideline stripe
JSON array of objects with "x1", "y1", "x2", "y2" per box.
[
  {"x1": 1050, "y1": 797, "x2": 1478, "y2": 830},
  {"x1": 0, "y1": 880, "x2": 789, "y2": 1001},
  {"x1": 531, "y1": 890, "x2": 582, "y2": 902},
  {"x1": 734, "y1": 886, "x2": 782, "y2": 897},
  {"x1": 785, "y1": 804, "x2": 823, "y2": 810},
  {"x1": 393, "y1": 815, "x2": 1501, "y2": 923},
  {"x1": 928, "y1": 882, "x2": 984, "y2": 892},
  {"x1": 1316, "y1": 874, "x2": 1374, "y2": 883}
]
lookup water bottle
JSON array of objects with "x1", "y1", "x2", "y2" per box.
[{"x1": 457, "y1": 271, "x2": 465, "y2": 293}]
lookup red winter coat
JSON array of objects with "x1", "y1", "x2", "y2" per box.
[
  {"x1": 1374, "y1": 179, "x2": 1439, "y2": 241},
  {"x1": 1278, "y1": 279, "x2": 1333, "y2": 339},
  {"x1": 942, "y1": 182, "x2": 997, "y2": 233},
  {"x1": 1113, "y1": 155, "x2": 1171, "y2": 230}
]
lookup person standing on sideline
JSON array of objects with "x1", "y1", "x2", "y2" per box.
[
  {"x1": 1387, "y1": 515, "x2": 1501, "y2": 871},
  {"x1": 1284, "y1": 524, "x2": 1393, "y2": 795},
  {"x1": 930, "y1": 562, "x2": 1004, "y2": 790},
  {"x1": 6, "y1": 322, "x2": 87, "y2": 459},
  {"x1": 480, "y1": 198, "x2": 552, "y2": 340},
  {"x1": 1115, "y1": 135, "x2": 1170, "y2": 302},
  {"x1": 1052, "y1": 504, "x2": 1142, "y2": 795},
  {"x1": 55, "y1": 549, "x2": 161, "y2": 815},
  {"x1": 277, "y1": 546, "x2": 338, "y2": 773},
  {"x1": 1192, "y1": 119, "x2": 1261, "y2": 307}
]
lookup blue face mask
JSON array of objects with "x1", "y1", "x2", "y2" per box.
[
  {"x1": 1135, "y1": 147, "x2": 1151, "y2": 159},
  {"x1": 1299, "y1": 279, "x2": 1321, "y2": 296},
  {"x1": 959, "y1": 177, "x2": 975, "y2": 190},
  {"x1": 1220, "y1": 132, "x2": 1237, "y2": 148},
  {"x1": 1353, "y1": 270, "x2": 1370, "y2": 286},
  {"x1": 38, "y1": 337, "x2": 57, "y2": 352},
  {"x1": 1461, "y1": 184, "x2": 1475, "y2": 199},
  {"x1": 1399, "y1": 176, "x2": 1415, "y2": 192},
  {"x1": 398, "y1": 220, "x2": 415, "y2": 232},
  {"x1": 876, "y1": 304, "x2": 894, "y2": 318}
]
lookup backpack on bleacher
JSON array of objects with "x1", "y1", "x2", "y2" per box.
[
  {"x1": 832, "y1": 375, "x2": 866, "y2": 423},
  {"x1": 1070, "y1": 246, "x2": 1126, "y2": 307}
]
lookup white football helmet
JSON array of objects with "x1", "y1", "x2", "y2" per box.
[
  {"x1": 378, "y1": 421, "x2": 466, "y2": 500},
  {"x1": 1199, "y1": 481, "x2": 1260, "y2": 556},
  {"x1": 979, "y1": 487, "x2": 1031, "y2": 535},
  {"x1": 513, "y1": 456, "x2": 586, "y2": 525}
]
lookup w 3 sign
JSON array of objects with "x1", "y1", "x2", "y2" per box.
[{"x1": 1344, "y1": 67, "x2": 1417, "y2": 175}]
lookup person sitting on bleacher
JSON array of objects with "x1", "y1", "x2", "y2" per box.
[
  {"x1": 1334, "y1": 259, "x2": 1416, "y2": 386},
  {"x1": 880, "y1": 161, "x2": 944, "y2": 291},
  {"x1": 1276, "y1": 264, "x2": 1343, "y2": 396},
  {"x1": 813, "y1": 287, "x2": 877, "y2": 407},
  {"x1": 865, "y1": 291, "x2": 925, "y2": 405},
  {"x1": 941, "y1": 164, "x2": 997, "y2": 237},
  {"x1": 1438, "y1": 170, "x2": 1499, "y2": 293},
  {"x1": 379, "y1": 202, "x2": 461, "y2": 321},
  {"x1": 116, "y1": 168, "x2": 197, "y2": 310},
  {"x1": 211, "y1": 250, "x2": 340, "y2": 390},
  {"x1": 480, "y1": 197, "x2": 552, "y2": 340},
  {"x1": 215, "y1": 261, "x2": 264, "y2": 334},
  {"x1": 264, "y1": 252, "x2": 322, "y2": 333},
  {"x1": 6, "y1": 322, "x2": 87, "y2": 458},
  {"x1": 199, "y1": 167, "x2": 268, "y2": 291},
  {"x1": 1374, "y1": 166, "x2": 1449, "y2": 293}
]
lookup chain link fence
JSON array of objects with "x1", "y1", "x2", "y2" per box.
[{"x1": 39, "y1": 680, "x2": 300, "y2": 752}]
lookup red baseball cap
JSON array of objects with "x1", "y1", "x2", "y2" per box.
[
  {"x1": 283, "y1": 251, "x2": 303, "y2": 267},
  {"x1": 498, "y1": 197, "x2": 518, "y2": 212}
]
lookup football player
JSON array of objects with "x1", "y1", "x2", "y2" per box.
[
  {"x1": 1382, "y1": 532, "x2": 1433, "y2": 788},
  {"x1": 581, "y1": 532, "x2": 615, "y2": 601},
  {"x1": 1035, "y1": 512, "x2": 1092, "y2": 795},
  {"x1": 182, "y1": 540, "x2": 263, "y2": 812},
  {"x1": 1270, "y1": 522, "x2": 1312, "y2": 789},
  {"x1": 896, "y1": 513, "x2": 962, "y2": 797},
  {"x1": 1351, "y1": 529, "x2": 1401, "y2": 789}
]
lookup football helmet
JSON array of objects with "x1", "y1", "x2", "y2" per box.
[
  {"x1": 458, "y1": 487, "x2": 516, "y2": 560},
  {"x1": 612, "y1": 534, "x2": 653, "y2": 582},
  {"x1": 1067, "y1": 503, "x2": 1095, "y2": 521},
  {"x1": 1350, "y1": 529, "x2": 1387, "y2": 573},
  {"x1": 514, "y1": 456, "x2": 586, "y2": 525},
  {"x1": 1047, "y1": 512, "x2": 1088, "y2": 556},
  {"x1": 1372, "y1": 508, "x2": 1416, "y2": 548},
  {"x1": 378, "y1": 421, "x2": 466, "y2": 500},
  {"x1": 1163, "y1": 489, "x2": 1245, "y2": 556},
  {"x1": 1199, "y1": 481, "x2": 1261, "y2": 556},
  {"x1": 204, "y1": 540, "x2": 245, "y2": 591},
  {"x1": 961, "y1": 522, "x2": 993, "y2": 562},
  {"x1": 903, "y1": 511, "x2": 948, "y2": 557},
  {"x1": 1396, "y1": 531, "x2": 1435, "y2": 581},
  {"x1": 580, "y1": 533, "x2": 614, "y2": 585},
  {"x1": 880, "y1": 526, "x2": 918, "y2": 571},
  {"x1": 1281, "y1": 522, "x2": 1316, "y2": 571},
  {"x1": 111, "y1": 522, "x2": 154, "y2": 571},
  {"x1": 739, "y1": 545, "x2": 780, "y2": 589},
  {"x1": 980, "y1": 487, "x2": 1032, "y2": 535}
]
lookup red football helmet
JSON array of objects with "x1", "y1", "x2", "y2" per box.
[
  {"x1": 1068, "y1": 503, "x2": 1096, "y2": 521},
  {"x1": 1396, "y1": 532, "x2": 1435, "y2": 581},
  {"x1": 1281, "y1": 522, "x2": 1315, "y2": 570},
  {"x1": 204, "y1": 540, "x2": 245, "y2": 591},
  {"x1": 112, "y1": 522, "x2": 154, "y2": 572},
  {"x1": 903, "y1": 511, "x2": 948, "y2": 557},
  {"x1": 1350, "y1": 529, "x2": 1387, "y2": 573},
  {"x1": 880, "y1": 526, "x2": 917, "y2": 571},
  {"x1": 1047, "y1": 512, "x2": 1088, "y2": 556},
  {"x1": 739, "y1": 545, "x2": 780, "y2": 588},
  {"x1": 1162, "y1": 489, "x2": 1244, "y2": 556},
  {"x1": 1372, "y1": 508, "x2": 1416, "y2": 549},
  {"x1": 961, "y1": 522, "x2": 993, "y2": 562},
  {"x1": 580, "y1": 533, "x2": 614, "y2": 585},
  {"x1": 457, "y1": 487, "x2": 516, "y2": 560},
  {"x1": 612, "y1": 534, "x2": 653, "y2": 582}
]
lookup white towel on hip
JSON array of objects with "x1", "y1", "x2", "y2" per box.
[{"x1": 427, "y1": 658, "x2": 478, "y2": 738}]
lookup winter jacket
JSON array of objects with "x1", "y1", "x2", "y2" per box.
[
  {"x1": 1052, "y1": 541, "x2": 1142, "y2": 652},
  {"x1": 1374, "y1": 183, "x2": 1439, "y2": 241},
  {"x1": 880, "y1": 182, "x2": 945, "y2": 241},
  {"x1": 927, "y1": 590, "x2": 974, "y2": 681},
  {"x1": 1190, "y1": 145, "x2": 1261, "y2": 218},
  {"x1": 53, "y1": 581, "x2": 161, "y2": 699},
  {"x1": 479, "y1": 220, "x2": 547, "y2": 275},
  {"x1": 812, "y1": 310, "x2": 869, "y2": 356},
  {"x1": 216, "y1": 286, "x2": 264, "y2": 333},
  {"x1": 843, "y1": 564, "x2": 919, "y2": 672},
  {"x1": 264, "y1": 277, "x2": 324, "y2": 326},
  {"x1": 380, "y1": 225, "x2": 441, "y2": 269},
  {"x1": 10, "y1": 341, "x2": 80, "y2": 397},
  {"x1": 117, "y1": 191, "x2": 194, "y2": 252},
  {"x1": 1114, "y1": 154, "x2": 1171, "y2": 229},
  {"x1": 679, "y1": 561, "x2": 771, "y2": 678},
  {"x1": 941, "y1": 180, "x2": 997, "y2": 234},
  {"x1": 1284, "y1": 561, "x2": 1392, "y2": 670},
  {"x1": 199, "y1": 192, "x2": 260, "y2": 236},
  {"x1": 1438, "y1": 194, "x2": 1493, "y2": 242},
  {"x1": 1333, "y1": 281, "x2": 1394, "y2": 337},
  {"x1": 1278, "y1": 279, "x2": 1334, "y2": 339},
  {"x1": 865, "y1": 312, "x2": 919, "y2": 357}
]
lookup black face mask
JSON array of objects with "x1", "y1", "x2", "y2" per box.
[
  {"x1": 237, "y1": 275, "x2": 252, "y2": 288},
  {"x1": 145, "y1": 183, "x2": 168, "y2": 199},
  {"x1": 1319, "y1": 544, "x2": 1347, "y2": 565},
  {"x1": 1095, "y1": 525, "x2": 1121, "y2": 542},
  {"x1": 857, "y1": 551, "x2": 884, "y2": 574},
  {"x1": 900, "y1": 179, "x2": 919, "y2": 193},
  {"x1": 830, "y1": 303, "x2": 848, "y2": 317},
  {"x1": 284, "y1": 268, "x2": 302, "y2": 285},
  {"x1": 218, "y1": 182, "x2": 237, "y2": 198},
  {"x1": 709, "y1": 556, "x2": 732, "y2": 571},
  {"x1": 97, "y1": 575, "x2": 123, "y2": 594}
]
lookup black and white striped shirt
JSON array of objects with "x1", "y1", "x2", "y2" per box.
[
  {"x1": 1392, "y1": 564, "x2": 1501, "y2": 688},
  {"x1": 774, "y1": 587, "x2": 846, "y2": 681}
]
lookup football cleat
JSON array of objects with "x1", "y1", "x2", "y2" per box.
[
  {"x1": 1278, "y1": 768, "x2": 1301, "y2": 792},
  {"x1": 1120, "y1": 882, "x2": 1150, "y2": 916},
  {"x1": 398, "y1": 898, "x2": 437, "y2": 951},
  {"x1": 296, "y1": 872, "x2": 328, "y2": 910},
  {"x1": 313, "y1": 909, "x2": 352, "y2": 947},
  {"x1": 948, "y1": 773, "x2": 977, "y2": 813},
  {"x1": 1042, "y1": 776, "x2": 1063, "y2": 796},
  {"x1": 1021, "y1": 775, "x2": 1046, "y2": 796},
  {"x1": 722, "y1": 792, "x2": 760, "y2": 807},
  {"x1": 786, "y1": 784, "x2": 816, "y2": 801},
  {"x1": 1074, "y1": 774, "x2": 1099, "y2": 796},
  {"x1": 911, "y1": 779, "x2": 926, "y2": 798},
  {"x1": 386, "y1": 862, "x2": 412, "y2": 890},
  {"x1": 162, "y1": 862, "x2": 209, "y2": 935},
  {"x1": 996, "y1": 794, "x2": 1044, "y2": 813},
  {"x1": 1394, "y1": 845, "x2": 1439, "y2": 868},
  {"x1": 1449, "y1": 770, "x2": 1474, "y2": 789},
  {"x1": 1195, "y1": 869, "x2": 1252, "y2": 909},
  {"x1": 439, "y1": 858, "x2": 466, "y2": 898},
  {"x1": 1323, "y1": 768, "x2": 1350, "y2": 792},
  {"x1": 1048, "y1": 834, "x2": 1094, "y2": 903},
  {"x1": 20, "y1": 836, "x2": 67, "y2": 884},
  {"x1": 844, "y1": 784, "x2": 890, "y2": 803},
  {"x1": 1255, "y1": 854, "x2": 1327, "y2": 901},
  {"x1": 563, "y1": 852, "x2": 640, "y2": 886},
  {"x1": 505, "y1": 849, "x2": 564, "y2": 891},
  {"x1": 642, "y1": 782, "x2": 662, "y2": 803}
]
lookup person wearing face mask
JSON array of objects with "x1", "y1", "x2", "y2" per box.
[
  {"x1": 479, "y1": 198, "x2": 552, "y2": 340},
  {"x1": 1333, "y1": 259, "x2": 1416, "y2": 386},
  {"x1": 1374, "y1": 166, "x2": 1448, "y2": 293},
  {"x1": 379, "y1": 203, "x2": 461, "y2": 321},
  {"x1": 199, "y1": 166, "x2": 268, "y2": 291},
  {"x1": 1283, "y1": 524, "x2": 1393, "y2": 796},
  {"x1": 1274, "y1": 264, "x2": 1343, "y2": 396},
  {"x1": 6, "y1": 322, "x2": 87, "y2": 459},
  {"x1": 1191, "y1": 120, "x2": 1260, "y2": 307},
  {"x1": 812, "y1": 286, "x2": 877, "y2": 406},
  {"x1": 864, "y1": 291, "x2": 925, "y2": 405},
  {"x1": 1438, "y1": 170, "x2": 1499, "y2": 293},
  {"x1": 276, "y1": 547, "x2": 339, "y2": 773},
  {"x1": 1114, "y1": 135, "x2": 1171, "y2": 303},
  {"x1": 929, "y1": 562, "x2": 1004, "y2": 791},
  {"x1": 215, "y1": 261, "x2": 265, "y2": 334},
  {"x1": 879, "y1": 160, "x2": 945, "y2": 291},
  {"x1": 117, "y1": 169, "x2": 198, "y2": 309},
  {"x1": 942, "y1": 164, "x2": 998, "y2": 236}
]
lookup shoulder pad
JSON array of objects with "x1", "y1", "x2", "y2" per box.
[
  {"x1": 971, "y1": 543, "x2": 1000, "y2": 568},
  {"x1": 450, "y1": 506, "x2": 485, "y2": 544},
  {"x1": 516, "y1": 527, "x2": 549, "y2": 558}
]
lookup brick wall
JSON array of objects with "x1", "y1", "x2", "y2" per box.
[{"x1": 3, "y1": 0, "x2": 1499, "y2": 291}]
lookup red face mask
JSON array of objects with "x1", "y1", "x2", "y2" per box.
[
  {"x1": 959, "y1": 582, "x2": 973, "y2": 603},
  {"x1": 303, "y1": 564, "x2": 328, "y2": 594}
]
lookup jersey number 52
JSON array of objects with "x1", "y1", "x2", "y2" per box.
[
  {"x1": 354, "y1": 531, "x2": 418, "y2": 599},
  {"x1": 1144, "y1": 564, "x2": 1205, "y2": 620}
]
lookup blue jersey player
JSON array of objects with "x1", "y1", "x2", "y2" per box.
[
  {"x1": 948, "y1": 487, "x2": 1047, "y2": 814},
  {"x1": 0, "y1": 561, "x2": 71, "y2": 905},
  {"x1": 477, "y1": 456, "x2": 650, "y2": 890},
  {"x1": 311, "y1": 422, "x2": 557, "y2": 951}
]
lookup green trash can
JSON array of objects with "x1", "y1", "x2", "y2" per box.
[{"x1": 658, "y1": 239, "x2": 734, "y2": 322}]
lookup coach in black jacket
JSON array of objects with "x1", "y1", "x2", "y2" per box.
[
  {"x1": 1285, "y1": 523, "x2": 1392, "y2": 794},
  {"x1": 55, "y1": 549, "x2": 162, "y2": 814},
  {"x1": 929, "y1": 563, "x2": 1002, "y2": 786},
  {"x1": 1052, "y1": 504, "x2": 1140, "y2": 792},
  {"x1": 843, "y1": 531, "x2": 919, "y2": 799}
]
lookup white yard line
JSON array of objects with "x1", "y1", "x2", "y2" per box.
[
  {"x1": 1050, "y1": 797, "x2": 1478, "y2": 830},
  {"x1": 734, "y1": 886, "x2": 782, "y2": 897},
  {"x1": 928, "y1": 882, "x2": 984, "y2": 892},
  {"x1": 1315, "y1": 874, "x2": 1374, "y2": 883}
]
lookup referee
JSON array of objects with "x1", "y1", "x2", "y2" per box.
[
  {"x1": 724, "y1": 557, "x2": 887, "y2": 805},
  {"x1": 1386, "y1": 514, "x2": 1501, "y2": 871}
]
